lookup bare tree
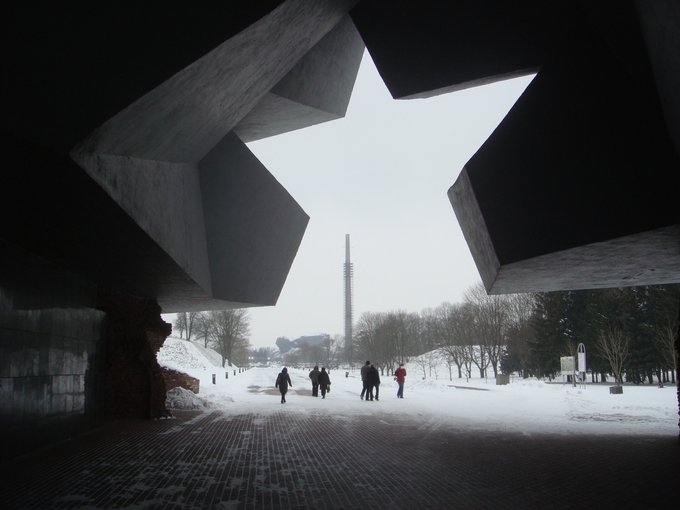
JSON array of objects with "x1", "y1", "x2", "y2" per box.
[
  {"x1": 355, "y1": 311, "x2": 384, "y2": 363},
  {"x1": 325, "y1": 335, "x2": 343, "y2": 368},
  {"x1": 461, "y1": 343, "x2": 475, "y2": 381},
  {"x1": 595, "y1": 324, "x2": 630, "y2": 385},
  {"x1": 387, "y1": 310, "x2": 420, "y2": 362},
  {"x1": 435, "y1": 302, "x2": 475, "y2": 379},
  {"x1": 230, "y1": 336, "x2": 252, "y2": 367},
  {"x1": 419, "y1": 308, "x2": 439, "y2": 354},
  {"x1": 468, "y1": 344, "x2": 491, "y2": 380},
  {"x1": 209, "y1": 309, "x2": 250, "y2": 367},
  {"x1": 174, "y1": 313, "x2": 187, "y2": 339},
  {"x1": 425, "y1": 349, "x2": 439, "y2": 379},
  {"x1": 507, "y1": 292, "x2": 536, "y2": 326},
  {"x1": 194, "y1": 312, "x2": 212, "y2": 348},
  {"x1": 356, "y1": 311, "x2": 399, "y2": 373},
  {"x1": 174, "y1": 312, "x2": 199, "y2": 341},
  {"x1": 414, "y1": 356, "x2": 429, "y2": 379},
  {"x1": 465, "y1": 283, "x2": 510, "y2": 377},
  {"x1": 439, "y1": 348, "x2": 456, "y2": 381}
]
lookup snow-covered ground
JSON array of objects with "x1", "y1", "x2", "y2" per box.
[{"x1": 157, "y1": 338, "x2": 678, "y2": 437}]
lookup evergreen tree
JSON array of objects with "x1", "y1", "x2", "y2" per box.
[{"x1": 528, "y1": 291, "x2": 570, "y2": 378}]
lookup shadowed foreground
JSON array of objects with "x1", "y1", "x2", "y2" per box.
[{"x1": 1, "y1": 410, "x2": 678, "y2": 509}]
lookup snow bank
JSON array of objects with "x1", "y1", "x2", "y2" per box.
[
  {"x1": 157, "y1": 337, "x2": 243, "y2": 399},
  {"x1": 157, "y1": 337, "x2": 240, "y2": 373},
  {"x1": 165, "y1": 387, "x2": 213, "y2": 410}
]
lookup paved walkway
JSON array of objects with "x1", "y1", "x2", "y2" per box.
[{"x1": 1, "y1": 410, "x2": 678, "y2": 509}]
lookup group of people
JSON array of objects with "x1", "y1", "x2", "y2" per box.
[
  {"x1": 360, "y1": 360, "x2": 407, "y2": 400},
  {"x1": 308, "y1": 366, "x2": 331, "y2": 398},
  {"x1": 274, "y1": 366, "x2": 331, "y2": 403},
  {"x1": 275, "y1": 362, "x2": 407, "y2": 404},
  {"x1": 360, "y1": 361, "x2": 381, "y2": 401}
]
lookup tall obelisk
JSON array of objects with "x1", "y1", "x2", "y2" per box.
[{"x1": 344, "y1": 234, "x2": 353, "y2": 365}]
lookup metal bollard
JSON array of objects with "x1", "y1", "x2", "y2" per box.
[
  {"x1": 226, "y1": 372, "x2": 228, "y2": 379},
  {"x1": 212, "y1": 374, "x2": 216, "y2": 384}
]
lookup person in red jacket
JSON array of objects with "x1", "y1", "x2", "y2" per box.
[{"x1": 395, "y1": 362, "x2": 406, "y2": 399}]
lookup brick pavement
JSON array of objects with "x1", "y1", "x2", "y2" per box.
[{"x1": 1, "y1": 410, "x2": 678, "y2": 509}]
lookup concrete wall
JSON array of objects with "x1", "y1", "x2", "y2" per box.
[
  {"x1": 0, "y1": 238, "x2": 173, "y2": 460},
  {"x1": 0, "y1": 240, "x2": 106, "y2": 459}
]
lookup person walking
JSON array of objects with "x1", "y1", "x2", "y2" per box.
[
  {"x1": 395, "y1": 362, "x2": 406, "y2": 399},
  {"x1": 366, "y1": 363, "x2": 380, "y2": 401},
  {"x1": 368, "y1": 364, "x2": 381, "y2": 401},
  {"x1": 318, "y1": 367, "x2": 331, "y2": 399},
  {"x1": 309, "y1": 365, "x2": 320, "y2": 397},
  {"x1": 360, "y1": 360, "x2": 371, "y2": 400},
  {"x1": 275, "y1": 367, "x2": 293, "y2": 403}
]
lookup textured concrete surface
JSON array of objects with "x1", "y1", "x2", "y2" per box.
[
  {"x1": 2, "y1": 410, "x2": 678, "y2": 509},
  {"x1": 4, "y1": 2, "x2": 359, "y2": 314},
  {"x1": 74, "y1": 0, "x2": 357, "y2": 162},
  {"x1": 448, "y1": 16, "x2": 680, "y2": 294},
  {"x1": 235, "y1": 15, "x2": 365, "y2": 143},
  {"x1": 350, "y1": 0, "x2": 559, "y2": 99}
]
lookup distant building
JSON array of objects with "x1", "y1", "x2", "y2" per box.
[{"x1": 293, "y1": 334, "x2": 331, "y2": 348}]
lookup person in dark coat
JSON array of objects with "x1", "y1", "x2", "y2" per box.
[
  {"x1": 318, "y1": 367, "x2": 331, "y2": 399},
  {"x1": 366, "y1": 364, "x2": 380, "y2": 401},
  {"x1": 368, "y1": 364, "x2": 381, "y2": 401},
  {"x1": 275, "y1": 367, "x2": 293, "y2": 403},
  {"x1": 360, "y1": 360, "x2": 371, "y2": 400},
  {"x1": 309, "y1": 365, "x2": 320, "y2": 397}
]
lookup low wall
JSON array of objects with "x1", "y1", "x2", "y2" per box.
[{"x1": 162, "y1": 368, "x2": 199, "y2": 394}]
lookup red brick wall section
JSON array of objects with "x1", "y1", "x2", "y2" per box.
[
  {"x1": 98, "y1": 289, "x2": 172, "y2": 420},
  {"x1": 162, "y1": 368, "x2": 200, "y2": 394}
]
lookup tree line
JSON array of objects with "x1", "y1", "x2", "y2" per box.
[
  {"x1": 352, "y1": 283, "x2": 679, "y2": 384},
  {"x1": 171, "y1": 283, "x2": 679, "y2": 385},
  {"x1": 522, "y1": 285, "x2": 679, "y2": 384}
]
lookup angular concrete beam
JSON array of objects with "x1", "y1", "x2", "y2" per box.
[
  {"x1": 70, "y1": 133, "x2": 309, "y2": 312},
  {"x1": 448, "y1": 26, "x2": 680, "y2": 294},
  {"x1": 74, "y1": 0, "x2": 358, "y2": 163},
  {"x1": 198, "y1": 133, "x2": 309, "y2": 309},
  {"x1": 234, "y1": 15, "x2": 365, "y2": 142},
  {"x1": 350, "y1": 0, "x2": 564, "y2": 99},
  {"x1": 2, "y1": 3, "x2": 288, "y2": 154},
  {"x1": 4, "y1": 1, "x2": 359, "y2": 313}
]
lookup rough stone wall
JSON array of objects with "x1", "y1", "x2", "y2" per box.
[
  {"x1": 97, "y1": 290, "x2": 171, "y2": 420},
  {"x1": 162, "y1": 368, "x2": 200, "y2": 394}
]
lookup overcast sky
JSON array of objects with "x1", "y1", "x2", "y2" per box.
[{"x1": 241, "y1": 51, "x2": 533, "y2": 348}]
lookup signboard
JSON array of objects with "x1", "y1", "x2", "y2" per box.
[
  {"x1": 577, "y1": 343, "x2": 586, "y2": 373},
  {"x1": 560, "y1": 356, "x2": 575, "y2": 373}
]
